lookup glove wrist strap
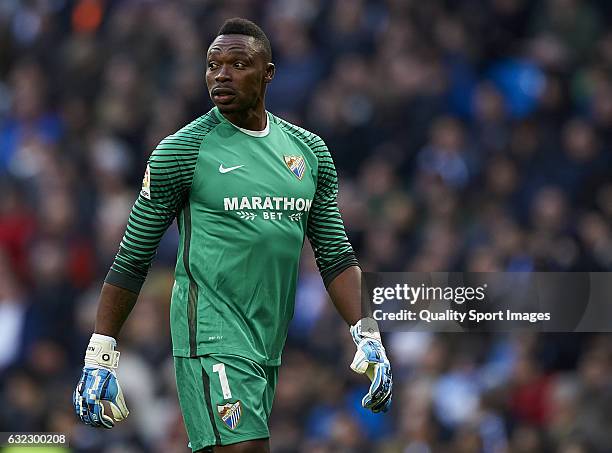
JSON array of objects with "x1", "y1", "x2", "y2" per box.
[
  {"x1": 85, "y1": 333, "x2": 120, "y2": 369},
  {"x1": 350, "y1": 317, "x2": 381, "y2": 344}
]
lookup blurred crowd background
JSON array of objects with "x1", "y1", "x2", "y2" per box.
[{"x1": 0, "y1": 0, "x2": 611, "y2": 452}]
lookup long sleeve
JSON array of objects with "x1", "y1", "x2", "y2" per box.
[
  {"x1": 306, "y1": 142, "x2": 359, "y2": 287},
  {"x1": 105, "y1": 134, "x2": 199, "y2": 293}
]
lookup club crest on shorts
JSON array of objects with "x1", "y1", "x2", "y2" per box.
[
  {"x1": 283, "y1": 155, "x2": 306, "y2": 180},
  {"x1": 217, "y1": 400, "x2": 242, "y2": 430}
]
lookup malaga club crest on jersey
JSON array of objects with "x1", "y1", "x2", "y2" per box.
[
  {"x1": 283, "y1": 155, "x2": 306, "y2": 180},
  {"x1": 217, "y1": 401, "x2": 242, "y2": 430}
]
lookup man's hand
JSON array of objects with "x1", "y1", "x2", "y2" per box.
[
  {"x1": 73, "y1": 334, "x2": 129, "y2": 428},
  {"x1": 349, "y1": 318, "x2": 392, "y2": 413}
]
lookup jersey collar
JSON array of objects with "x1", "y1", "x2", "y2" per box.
[{"x1": 213, "y1": 107, "x2": 270, "y2": 138}]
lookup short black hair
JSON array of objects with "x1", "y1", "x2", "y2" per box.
[{"x1": 217, "y1": 18, "x2": 272, "y2": 62}]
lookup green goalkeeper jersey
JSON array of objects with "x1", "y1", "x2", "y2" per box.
[{"x1": 105, "y1": 107, "x2": 358, "y2": 365}]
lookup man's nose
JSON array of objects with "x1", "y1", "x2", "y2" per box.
[{"x1": 215, "y1": 65, "x2": 231, "y2": 82}]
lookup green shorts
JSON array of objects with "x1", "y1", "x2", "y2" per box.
[{"x1": 174, "y1": 354, "x2": 278, "y2": 452}]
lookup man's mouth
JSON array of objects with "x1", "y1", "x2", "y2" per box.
[{"x1": 211, "y1": 87, "x2": 236, "y2": 103}]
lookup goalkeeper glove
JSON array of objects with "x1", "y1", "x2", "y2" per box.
[
  {"x1": 350, "y1": 317, "x2": 392, "y2": 413},
  {"x1": 73, "y1": 333, "x2": 129, "y2": 428}
]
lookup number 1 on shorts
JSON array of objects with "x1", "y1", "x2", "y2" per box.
[{"x1": 213, "y1": 363, "x2": 233, "y2": 399}]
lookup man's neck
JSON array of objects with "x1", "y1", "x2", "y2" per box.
[{"x1": 221, "y1": 106, "x2": 267, "y2": 131}]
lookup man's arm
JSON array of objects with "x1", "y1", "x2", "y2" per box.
[
  {"x1": 305, "y1": 141, "x2": 361, "y2": 321},
  {"x1": 94, "y1": 283, "x2": 139, "y2": 338},
  {"x1": 93, "y1": 135, "x2": 195, "y2": 336},
  {"x1": 306, "y1": 138, "x2": 392, "y2": 413},
  {"x1": 74, "y1": 134, "x2": 199, "y2": 428},
  {"x1": 305, "y1": 141, "x2": 359, "y2": 290},
  {"x1": 327, "y1": 265, "x2": 362, "y2": 325}
]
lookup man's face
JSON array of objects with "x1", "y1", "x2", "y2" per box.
[{"x1": 206, "y1": 34, "x2": 273, "y2": 114}]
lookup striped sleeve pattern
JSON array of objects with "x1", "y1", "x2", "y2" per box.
[
  {"x1": 275, "y1": 117, "x2": 360, "y2": 287},
  {"x1": 105, "y1": 114, "x2": 220, "y2": 293}
]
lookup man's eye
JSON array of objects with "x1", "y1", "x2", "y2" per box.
[
  {"x1": 234, "y1": 62, "x2": 246, "y2": 69},
  {"x1": 208, "y1": 62, "x2": 218, "y2": 70}
]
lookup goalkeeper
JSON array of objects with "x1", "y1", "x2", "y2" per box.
[{"x1": 73, "y1": 18, "x2": 392, "y2": 453}]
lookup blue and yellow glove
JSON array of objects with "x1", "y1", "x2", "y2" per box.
[
  {"x1": 350, "y1": 318, "x2": 392, "y2": 413},
  {"x1": 73, "y1": 334, "x2": 129, "y2": 428}
]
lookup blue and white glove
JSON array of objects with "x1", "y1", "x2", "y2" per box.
[
  {"x1": 350, "y1": 318, "x2": 392, "y2": 413},
  {"x1": 73, "y1": 334, "x2": 129, "y2": 428}
]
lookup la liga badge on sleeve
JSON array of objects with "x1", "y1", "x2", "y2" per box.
[
  {"x1": 217, "y1": 400, "x2": 242, "y2": 430},
  {"x1": 283, "y1": 155, "x2": 306, "y2": 180},
  {"x1": 141, "y1": 164, "x2": 151, "y2": 199}
]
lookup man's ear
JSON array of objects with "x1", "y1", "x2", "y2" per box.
[{"x1": 264, "y1": 63, "x2": 275, "y2": 83}]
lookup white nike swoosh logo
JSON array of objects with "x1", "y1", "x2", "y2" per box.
[{"x1": 219, "y1": 164, "x2": 244, "y2": 174}]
